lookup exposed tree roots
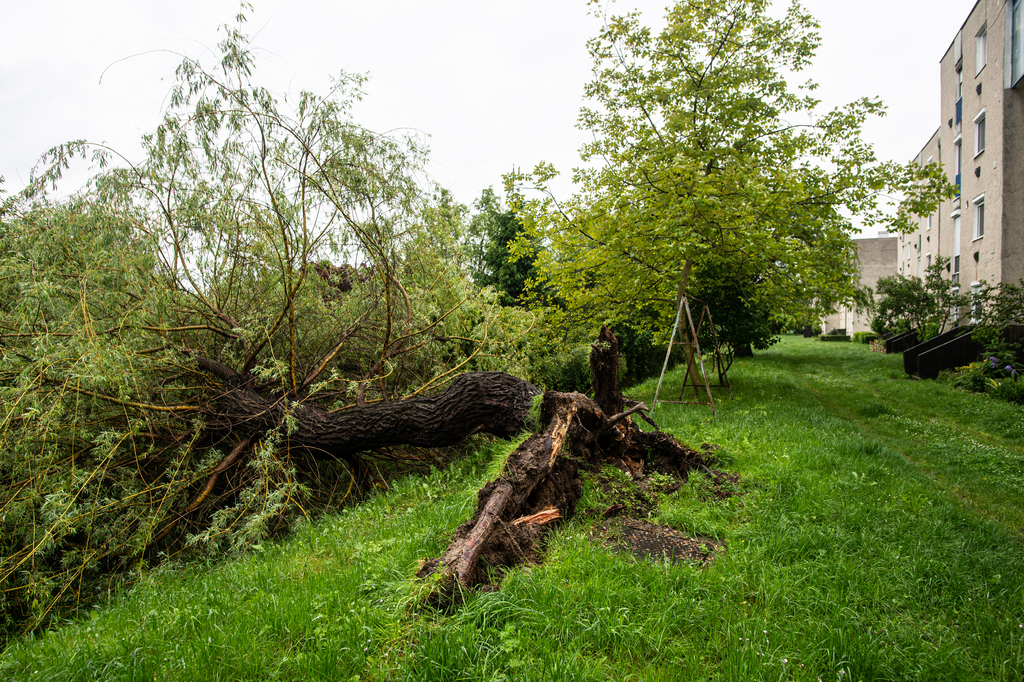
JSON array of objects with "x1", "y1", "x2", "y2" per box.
[{"x1": 417, "y1": 326, "x2": 710, "y2": 599}]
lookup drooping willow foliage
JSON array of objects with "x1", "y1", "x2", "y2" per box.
[{"x1": 0, "y1": 17, "x2": 533, "y2": 638}]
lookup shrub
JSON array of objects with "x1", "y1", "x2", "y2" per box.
[
  {"x1": 947, "y1": 356, "x2": 1021, "y2": 403},
  {"x1": 949, "y1": 362, "x2": 989, "y2": 392},
  {"x1": 528, "y1": 340, "x2": 592, "y2": 393},
  {"x1": 871, "y1": 256, "x2": 967, "y2": 339},
  {"x1": 852, "y1": 331, "x2": 879, "y2": 344},
  {"x1": 989, "y1": 378, "x2": 1024, "y2": 405},
  {"x1": 819, "y1": 334, "x2": 850, "y2": 342}
]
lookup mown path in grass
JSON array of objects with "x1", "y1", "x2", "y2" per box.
[{"x1": 3, "y1": 336, "x2": 1024, "y2": 681}]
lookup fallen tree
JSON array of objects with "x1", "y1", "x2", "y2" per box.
[
  {"x1": 0, "y1": 28, "x2": 542, "y2": 638},
  {"x1": 419, "y1": 326, "x2": 710, "y2": 594}
]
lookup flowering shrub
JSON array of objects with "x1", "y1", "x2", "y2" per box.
[{"x1": 947, "y1": 354, "x2": 1022, "y2": 404}]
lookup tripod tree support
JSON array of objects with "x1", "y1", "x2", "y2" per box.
[{"x1": 652, "y1": 290, "x2": 732, "y2": 417}]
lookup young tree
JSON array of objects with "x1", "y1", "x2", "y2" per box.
[
  {"x1": 507, "y1": 0, "x2": 952, "y2": 341},
  {"x1": 872, "y1": 256, "x2": 969, "y2": 338}
]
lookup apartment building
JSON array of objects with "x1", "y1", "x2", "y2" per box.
[{"x1": 900, "y1": 0, "x2": 1024, "y2": 305}]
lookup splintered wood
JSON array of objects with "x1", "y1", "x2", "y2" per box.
[
  {"x1": 512, "y1": 506, "x2": 562, "y2": 526},
  {"x1": 417, "y1": 327, "x2": 709, "y2": 602}
]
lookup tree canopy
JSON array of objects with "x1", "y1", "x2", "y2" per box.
[
  {"x1": 508, "y1": 0, "x2": 952, "y2": 340},
  {"x1": 465, "y1": 188, "x2": 538, "y2": 307},
  {"x1": 0, "y1": 20, "x2": 535, "y2": 635},
  {"x1": 872, "y1": 256, "x2": 968, "y2": 339}
]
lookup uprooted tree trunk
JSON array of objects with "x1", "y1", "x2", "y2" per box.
[
  {"x1": 198, "y1": 360, "x2": 541, "y2": 456},
  {"x1": 153, "y1": 368, "x2": 542, "y2": 543},
  {"x1": 417, "y1": 326, "x2": 707, "y2": 595}
]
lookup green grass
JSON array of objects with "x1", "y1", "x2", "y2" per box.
[{"x1": 4, "y1": 337, "x2": 1024, "y2": 680}]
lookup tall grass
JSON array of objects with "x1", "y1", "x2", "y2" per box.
[{"x1": 4, "y1": 337, "x2": 1024, "y2": 680}]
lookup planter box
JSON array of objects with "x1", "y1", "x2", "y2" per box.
[
  {"x1": 917, "y1": 331, "x2": 984, "y2": 379},
  {"x1": 903, "y1": 327, "x2": 971, "y2": 377}
]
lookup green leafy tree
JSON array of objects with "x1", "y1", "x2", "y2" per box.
[
  {"x1": 507, "y1": 0, "x2": 953, "y2": 343},
  {"x1": 467, "y1": 188, "x2": 538, "y2": 307},
  {"x1": 0, "y1": 19, "x2": 533, "y2": 636},
  {"x1": 688, "y1": 255, "x2": 782, "y2": 363},
  {"x1": 872, "y1": 256, "x2": 968, "y2": 338}
]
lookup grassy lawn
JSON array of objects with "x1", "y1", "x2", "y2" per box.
[{"x1": 4, "y1": 336, "x2": 1024, "y2": 681}]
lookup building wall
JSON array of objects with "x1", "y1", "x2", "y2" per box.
[
  {"x1": 1002, "y1": 66, "x2": 1024, "y2": 283},
  {"x1": 903, "y1": 0, "x2": 1023, "y2": 303},
  {"x1": 821, "y1": 236, "x2": 897, "y2": 335},
  {"x1": 898, "y1": 130, "x2": 941, "y2": 279}
]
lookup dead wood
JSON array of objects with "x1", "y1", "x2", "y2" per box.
[
  {"x1": 418, "y1": 328, "x2": 708, "y2": 598},
  {"x1": 590, "y1": 324, "x2": 624, "y2": 417}
]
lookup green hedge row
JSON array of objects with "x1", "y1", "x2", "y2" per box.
[{"x1": 819, "y1": 334, "x2": 851, "y2": 342}]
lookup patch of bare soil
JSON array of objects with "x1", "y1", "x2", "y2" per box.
[
  {"x1": 586, "y1": 457, "x2": 736, "y2": 567},
  {"x1": 593, "y1": 517, "x2": 724, "y2": 565}
]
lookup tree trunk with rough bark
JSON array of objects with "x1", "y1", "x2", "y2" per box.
[{"x1": 203, "y1": 367, "x2": 541, "y2": 456}]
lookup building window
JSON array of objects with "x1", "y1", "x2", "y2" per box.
[
  {"x1": 974, "y1": 110, "x2": 986, "y2": 156},
  {"x1": 951, "y1": 286, "x2": 961, "y2": 323},
  {"x1": 971, "y1": 282, "x2": 983, "y2": 323},
  {"x1": 953, "y1": 213, "x2": 961, "y2": 282},
  {"x1": 921, "y1": 233, "x2": 929, "y2": 276},
  {"x1": 926, "y1": 253, "x2": 932, "y2": 269},
  {"x1": 976, "y1": 24, "x2": 988, "y2": 75},
  {"x1": 954, "y1": 139, "x2": 962, "y2": 193},
  {"x1": 927, "y1": 214, "x2": 933, "y2": 230},
  {"x1": 973, "y1": 194, "x2": 985, "y2": 239}
]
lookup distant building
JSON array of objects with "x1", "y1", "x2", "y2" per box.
[
  {"x1": 821, "y1": 234, "x2": 897, "y2": 335},
  {"x1": 901, "y1": 0, "x2": 1024, "y2": 306}
]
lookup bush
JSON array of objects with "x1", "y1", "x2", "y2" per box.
[
  {"x1": 948, "y1": 362, "x2": 989, "y2": 392},
  {"x1": 852, "y1": 331, "x2": 878, "y2": 344},
  {"x1": 989, "y1": 379, "x2": 1024, "y2": 405},
  {"x1": 946, "y1": 356, "x2": 1022, "y2": 404},
  {"x1": 819, "y1": 334, "x2": 850, "y2": 342},
  {"x1": 528, "y1": 340, "x2": 592, "y2": 393}
]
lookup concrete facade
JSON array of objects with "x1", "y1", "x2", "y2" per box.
[
  {"x1": 900, "y1": 0, "x2": 1024, "y2": 305},
  {"x1": 822, "y1": 235, "x2": 898, "y2": 335}
]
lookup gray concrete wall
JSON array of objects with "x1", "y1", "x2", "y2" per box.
[
  {"x1": 821, "y1": 236, "x2": 897, "y2": 335},
  {"x1": 1001, "y1": 75, "x2": 1024, "y2": 284}
]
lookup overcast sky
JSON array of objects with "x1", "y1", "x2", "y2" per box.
[{"x1": 2, "y1": 0, "x2": 974, "y2": 225}]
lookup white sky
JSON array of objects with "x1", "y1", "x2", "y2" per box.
[{"x1": 1, "y1": 0, "x2": 974, "y2": 221}]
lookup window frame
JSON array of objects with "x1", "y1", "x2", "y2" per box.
[
  {"x1": 974, "y1": 109, "x2": 986, "y2": 157},
  {"x1": 971, "y1": 282, "x2": 983, "y2": 324},
  {"x1": 976, "y1": 23, "x2": 988, "y2": 75},
  {"x1": 952, "y1": 212, "x2": 961, "y2": 282},
  {"x1": 973, "y1": 194, "x2": 985, "y2": 240}
]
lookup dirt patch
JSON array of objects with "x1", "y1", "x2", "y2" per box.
[
  {"x1": 699, "y1": 470, "x2": 742, "y2": 502},
  {"x1": 593, "y1": 517, "x2": 723, "y2": 566}
]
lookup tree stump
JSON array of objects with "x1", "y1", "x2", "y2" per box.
[{"x1": 418, "y1": 328, "x2": 708, "y2": 598}]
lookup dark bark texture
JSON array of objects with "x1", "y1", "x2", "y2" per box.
[
  {"x1": 590, "y1": 324, "x2": 624, "y2": 417},
  {"x1": 418, "y1": 328, "x2": 708, "y2": 597},
  {"x1": 202, "y1": 368, "x2": 540, "y2": 456}
]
